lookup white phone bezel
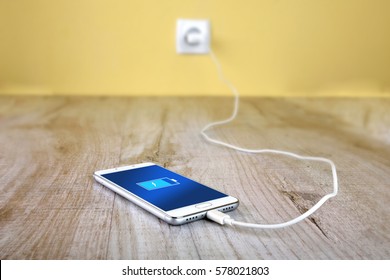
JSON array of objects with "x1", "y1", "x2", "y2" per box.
[{"x1": 93, "y1": 162, "x2": 239, "y2": 225}]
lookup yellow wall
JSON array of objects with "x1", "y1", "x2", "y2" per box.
[{"x1": 0, "y1": 0, "x2": 389, "y2": 96}]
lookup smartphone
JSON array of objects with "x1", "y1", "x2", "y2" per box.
[{"x1": 93, "y1": 162, "x2": 239, "y2": 225}]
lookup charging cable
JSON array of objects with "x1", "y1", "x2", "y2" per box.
[{"x1": 203, "y1": 50, "x2": 338, "y2": 229}]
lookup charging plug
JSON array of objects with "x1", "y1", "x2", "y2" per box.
[
  {"x1": 206, "y1": 209, "x2": 234, "y2": 226},
  {"x1": 176, "y1": 19, "x2": 210, "y2": 54}
]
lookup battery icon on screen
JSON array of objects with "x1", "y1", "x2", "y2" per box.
[{"x1": 136, "y1": 177, "x2": 180, "y2": 191}]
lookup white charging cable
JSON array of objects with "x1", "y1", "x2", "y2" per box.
[{"x1": 203, "y1": 50, "x2": 338, "y2": 229}]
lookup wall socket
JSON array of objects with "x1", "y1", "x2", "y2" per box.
[{"x1": 176, "y1": 19, "x2": 210, "y2": 54}]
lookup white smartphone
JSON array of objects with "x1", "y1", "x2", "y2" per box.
[{"x1": 93, "y1": 162, "x2": 239, "y2": 225}]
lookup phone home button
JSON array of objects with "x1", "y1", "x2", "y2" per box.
[{"x1": 195, "y1": 202, "x2": 212, "y2": 209}]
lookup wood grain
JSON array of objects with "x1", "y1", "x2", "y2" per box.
[{"x1": 0, "y1": 96, "x2": 389, "y2": 259}]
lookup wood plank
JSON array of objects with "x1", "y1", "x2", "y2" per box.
[
  {"x1": 0, "y1": 97, "x2": 125, "y2": 259},
  {"x1": 0, "y1": 96, "x2": 389, "y2": 259}
]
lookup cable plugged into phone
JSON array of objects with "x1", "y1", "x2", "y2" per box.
[
  {"x1": 203, "y1": 49, "x2": 339, "y2": 230},
  {"x1": 206, "y1": 209, "x2": 234, "y2": 226},
  {"x1": 207, "y1": 182, "x2": 337, "y2": 229}
]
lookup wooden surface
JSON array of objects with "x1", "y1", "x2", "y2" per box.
[{"x1": 0, "y1": 96, "x2": 389, "y2": 260}]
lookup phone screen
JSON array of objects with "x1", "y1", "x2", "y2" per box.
[{"x1": 101, "y1": 164, "x2": 227, "y2": 211}]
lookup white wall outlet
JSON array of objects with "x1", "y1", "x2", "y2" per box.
[{"x1": 176, "y1": 19, "x2": 210, "y2": 54}]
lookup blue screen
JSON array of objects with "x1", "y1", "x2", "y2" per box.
[{"x1": 102, "y1": 165, "x2": 227, "y2": 211}]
